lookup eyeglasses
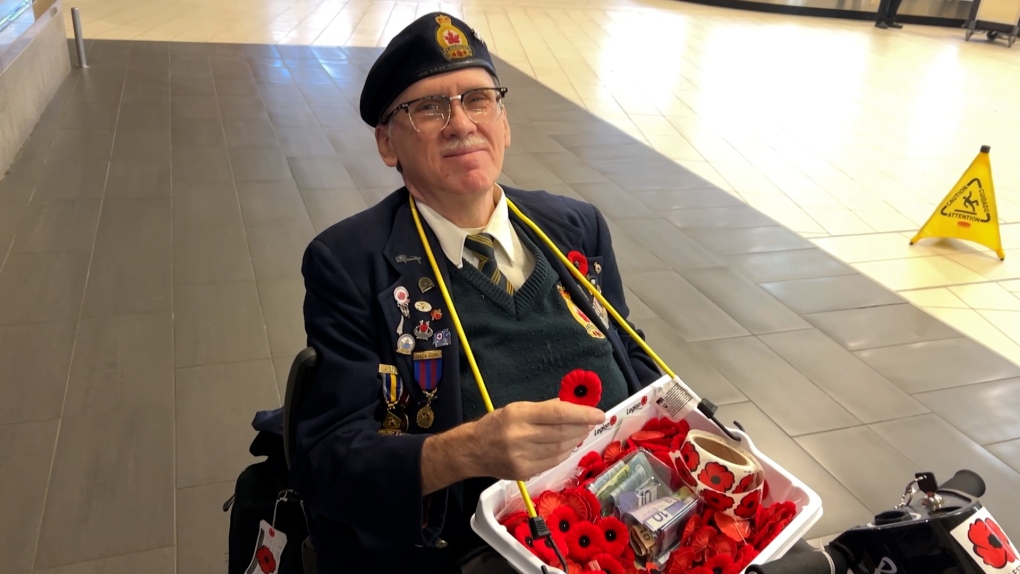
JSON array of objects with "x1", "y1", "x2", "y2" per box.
[{"x1": 381, "y1": 87, "x2": 508, "y2": 133}]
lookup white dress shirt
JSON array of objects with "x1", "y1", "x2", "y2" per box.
[{"x1": 415, "y1": 188, "x2": 536, "y2": 290}]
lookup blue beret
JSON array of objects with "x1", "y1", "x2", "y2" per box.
[{"x1": 359, "y1": 12, "x2": 498, "y2": 127}]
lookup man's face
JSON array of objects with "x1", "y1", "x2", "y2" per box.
[{"x1": 375, "y1": 68, "x2": 511, "y2": 200}]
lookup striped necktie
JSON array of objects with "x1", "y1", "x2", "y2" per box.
[{"x1": 464, "y1": 233, "x2": 514, "y2": 295}]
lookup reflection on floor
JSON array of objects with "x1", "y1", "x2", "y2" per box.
[{"x1": 0, "y1": 39, "x2": 1018, "y2": 572}]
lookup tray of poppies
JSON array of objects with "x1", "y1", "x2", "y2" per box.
[{"x1": 470, "y1": 373, "x2": 823, "y2": 574}]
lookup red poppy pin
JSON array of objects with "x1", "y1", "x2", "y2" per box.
[
  {"x1": 255, "y1": 546, "x2": 276, "y2": 574},
  {"x1": 559, "y1": 369, "x2": 602, "y2": 408},
  {"x1": 567, "y1": 250, "x2": 589, "y2": 276}
]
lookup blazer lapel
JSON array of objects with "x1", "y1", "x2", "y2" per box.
[{"x1": 379, "y1": 193, "x2": 465, "y2": 432}]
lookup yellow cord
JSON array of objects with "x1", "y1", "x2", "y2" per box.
[
  {"x1": 506, "y1": 199, "x2": 677, "y2": 380},
  {"x1": 408, "y1": 194, "x2": 679, "y2": 519}
]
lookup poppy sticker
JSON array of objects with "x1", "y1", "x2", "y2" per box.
[
  {"x1": 245, "y1": 520, "x2": 287, "y2": 574},
  {"x1": 950, "y1": 507, "x2": 1020, "y2": 573}
]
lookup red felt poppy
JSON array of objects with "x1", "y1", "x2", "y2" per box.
[
  {"x1": 565, "y1": 560, "x2": 585, "y2": 574},
  {"x1": 698, "y1": 462, "x2": 736, "y2": 492},
  {"x1": 603, "y1": 441, "x2": 624, "y2": 465},
  {"x1": 688, "y1": 553, "x2": 741, "y2": 574},
  {"x1": 680, "y1": 441, "x2": 700, "y2": 472},
  {"x1": 681, "y1": 515, "x2": 702, "y2": 545},
  {"x1": 256, "y1": 546, "x2": 276, "y2": 574},
  {"x1": 666, "y1": 547, "x2": 698, "y2": 574},
  {"x1": 631, "y1": 430, "x2": 666, "y2": 443},
  {"x1": 588, "y1": 553, "x2": 625, "y2": 574},
  {"x1": 988, "y1": 518, "x2": 1019, "y2": 564},
  {"x1": 706, "y1": 533, "x2": 739, "y2": 560},
  {"x1": 537, "y1": 492, "x2": 568, "y2": 519},
  {"x1": 562, "y1": 487, "x2": 600, "y2": 522},
  {"x1": 597, "y1": 516, "x2": 630, "y2": 556},
  {"x1": 560, "y1": 369, "x2": 603, "y2": 408},
  {"x1": 969, "y1": 518, "x2": 1017, "y2": 569},
  {"x1": 688, "y1": 525, "x2": 717, "y2": 562},
  {"x1": 567, "y1": 251, "x2": 589, "y2": 276},
  {"x1": 538, "y1": 530, "x2": 571, "y2": 567},
  {"x1": 736, "y1": 544, "x2": 760, "y2": 570},
  {"x1": 715, "y1": 512, "x2": 751, "y2": 542},
  {"x1": 701, "y1": 490, "x2": 735, "y2": 512},
  {"x1": 675, "y1": 455, "x2": 697, "y2": 487},
  {"x1": 579, "y1": 451, "x2": 607, "y2": 481},
  {"x1": 566, "y1": 521, "x2": 605, "y2": 563},
  {"x1": 734, "y1": 473, "x2": 757, "y2": 494},
  {"x1": 550, "y1": 506, "x2": 580, "y2": 536},
  {"x1": 514, "y1": 522, "x2": 560, "y2": 564},
  {"x1": 501, "y1": 510, "x2": 529, "y2": 534},
  {"x1": 735, "y1": 490, "x2": 762, "y2": 519}
]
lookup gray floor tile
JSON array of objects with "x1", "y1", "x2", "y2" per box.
[
  {"x1": 245, "y1": 220, "x2": 316, "y2": 281},
  {"x1": 857, "y1": 338, "x2": 1020, "y2": 393},
  {"x1": 607, "y1": 224, "x2": 671, "y2": 275},
  {"x1": 82, "y1": 199, "x2": 172, "y2": 318},
  {"x1": 870, "y1": 415, "x2": 1020, "y2": 538},
  {"x1": 224, "y1": 118, "x2": 279, "y2": 149},
  {"x1": 33, "y1": 547, "x2": 176, "y2": 574},
  {"x1": 122, "y1": 80, "x2": 171, "y2": 103},
  {"x1": 171, "y1": 118, "x2": 227, "y2": 148},
  {"x1": 0, "y1": 419, "x2": 58, "y2": 573},
  {"x1": 174, "y1": 223, "x2": 255, "y2": 284},
  {"x1": 11, "y1": 199, "x2": 101, "y2": 253},
  {"x1": 300, "y1": 188, "x2": 369, "y2": 232},
  {"x1": 636, "y1": 189, "x2": 745, "y2": 211},
  {"x1": 625, "y1": 270, "x2": 749, "y2": 341},
  {"x1": 177, "y1": 361, "x2": 279, "y2": 487},
  {"x1": 692, "y1": 337, "x2": 861, "y2": 435},
  {"x1": 681, "y1": 267, "x2": 810, "y2": 334},
  {"x1": 174, "y1": 281, "x2": 271, "y2": 368},
  {"x1": 178, "y1": 482, "x2": 234, "y2": 574},
  {"x1": 760, "y1": 330, "x2": 929, "y2": 424},
  {"x1": 276, "y1": 126, "x2": 336, "y2": 158},
  {"x1": 0, "y1": 251, "x2": 90, "y2": 324},
  {"x1": 324, "y1": 126, "x2": 375, "y2": 156},
  {"x1": 614, "y1": 219, "x2": 724, "y2": 271},
  {"x1": 118, "y1": 101, "x2": 171, "y2": 130},
  {"x1": 915, "y1": 378, "x2": 1020, "y2": 445},
  {"x1": 551, "y1": 130, "x2": 640, "y2": 149},
  {"x1": 104, "y1": 159, "x2": 173, "y2": 198},
  {"x1": 760, "y1": 275, "x2": 905, "y2": 314},
  {"x1": 172, "y1": 182, "x2": 243, "y2": 228},
  {"x1": 293, "y1": 68, "x2": 333, "y2": 85},
  {"x1": 298, "y1": 83, "x2": 343, "y2": 105},
  {"x1": 219, "y1": 96, "x2": 270, "y2": 120},
  {"x1": 261, "y1": 84, "x2": 308, "y2": 105},
  {"x1": 230, "y1": 148, "x2": 294, "y2": 182},
  {"x1": 805, "y1": 304, "x2": 961, "y2": 351},
  {"x1": 259, "y1": 278, "x2": 307, "y2": 359},
  {"x1": 111, "y1": 129, "x2": 171, "y2": 160},
  {"x1": 36, "y1": 407, "x2": 175, "y2": 568},
  {"x1": 63, "y1": 313, "x2": 174, "y2": 417},
  {"x1": 569, "y1": 181, "x2": 658, "y2": 220},
  {"x1": 637, "y1": 316, "x2": 746, "y2": 405},
  {"x1": 215, "y1": 77, "x2": 261, "y2": 98},
  {"x1": 48, "y1": 129, "x2": 115, "y2": 161},
  {"x1": 60, "y1": 101, "x2": 120, "y2": 129},
  {"x1": 170, "y1": 74, "x2": 216, "y2": 97},
  {"x1": 987, "y1": 440, "x2": 1020, "y2": 474},
  {"x1": 34, "y1": 160, "x2": 109, "y2": 200},
  {"x1": 623, "y1": 285, "x2": 655, "y2": 321},
  {"x1": 288, "y1": 157, "x2": 357, "y2": 191},
  {"x1": 343, "y1": 157, "x2": 404, "y2": 190},
  {"x1": 500, "y1": 153, "x2": 565, "y2": 187},
  {"x1": 237, "y1": 180, "x2": 310, "y2": 224},
  {"x1": 531, "y1": 151, "x2": 610, "y2": 184},
  {"x1": 566, "y1": 143, "x2": 664, "y2": 163},
  {"x1": 172, "y1": 146, "x2": 233, "y2": 183},
  {"x1": 253, "y1": 66, "x2": 295, "y2": 84},
  {"x1": 0, "y1": 321, "x2": 76, "y2": 424},
  {"x1": 171, "y1": 96, "x2": 221, "y2": 120},
  {"x1": 310, "y1": 105, "x2": 362, "y2": 128},
  {"x1": 685, "y1": 226, "x2": 815, "y2": 255},
  {"x1": 605, "y1": 168, "x2": 711, "y2": 193},
  {"x1": 267, "y1": 103, "x2": 319, "y2": 127},
  {"x1": 170, "y1": 56, "x2": 212, "y2": 78},
  {"x1": 665, "y1": 204, "x2": 776, "y2": 229},
  {"x1": 722, "y1": 247, "x2": 864, "y2": 283},
  {"x1": 714, "y1": 402, "x2": 874, "y2": 539},
  {"x1": 795, "y1": 426, "x2": 921, "y2": 514}
]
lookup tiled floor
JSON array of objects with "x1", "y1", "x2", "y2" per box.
[{"x1": 1, "y1": 35, "x2": 1019, "y2": 572}]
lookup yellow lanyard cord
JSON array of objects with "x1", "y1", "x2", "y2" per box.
[{"x1": 506, "y1": 199, "x2": 677, "y2": 379}]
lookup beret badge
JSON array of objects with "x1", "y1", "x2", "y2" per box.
[{"x1": 434, "y1": 14, "x2": 473, "y2": 60}]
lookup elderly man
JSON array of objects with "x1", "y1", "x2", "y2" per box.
[{"x1": 291, "y1": 12, "x2": 661, "y2": 573}]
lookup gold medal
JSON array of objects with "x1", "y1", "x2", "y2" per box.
[
  {"x1": 416, "y1": 403, "x2": 435, "y2": 429},
  {"x1": 379, "y1": 410, "x2": 407, "y2": 435}
]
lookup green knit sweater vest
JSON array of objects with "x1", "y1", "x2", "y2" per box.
[{"x1": 450, "y1": 230, "x2": 628, "y2": 422}]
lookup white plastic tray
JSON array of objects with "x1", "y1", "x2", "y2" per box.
[{"x1": 471, "y1": 375, "x2": 824, "y2": 574}]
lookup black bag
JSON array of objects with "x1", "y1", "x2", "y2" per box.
[{"x1": 224, "y1": 410, "x2": 312, "y2": 574}]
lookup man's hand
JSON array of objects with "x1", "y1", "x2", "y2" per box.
[{"x1": 421, "y1": 400, "x2": 605, "y2": 494}]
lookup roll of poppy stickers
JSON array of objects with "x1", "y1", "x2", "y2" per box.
[
  {"x1": 670, "y1": 430, "x2": 765, "y2": 522},
  {"x1": 949, "y1": 507, "x2": 1020, "y2": 573}
]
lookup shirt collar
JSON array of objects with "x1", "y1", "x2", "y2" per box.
[{"x1": 415, "y1": 186, "x2": 518, "y2": 267}]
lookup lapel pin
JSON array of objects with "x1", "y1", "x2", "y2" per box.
[
  {"x1": 415, "y1": 301, "x2": 432, "y2": 313},
  {"x1": 397, "y1": 334, "x2": 415, "y2": 354},
  {"x1": 430, "y1": 308, "x2": 443, "y2": 321},
  {"x1": 418, "y1": 277, "x2": 435, "y2": 293},
  {"x1": 414, "y1": 320, "x2": 433, "y2": 340},
  {"x1": 396, "y1": 254, "x2": 422, "y2": 265}
]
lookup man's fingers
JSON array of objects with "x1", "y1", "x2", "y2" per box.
[
  {"x1": 525, "y1": 423, "x2": 593, "y2": 444},
  {"x1": 522, "y1": 399, "x2": 606, "y2": 426}
]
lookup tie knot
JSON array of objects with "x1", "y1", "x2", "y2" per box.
[{"x1": 464, "y1": 233, "x2": 496, "y2": 260}]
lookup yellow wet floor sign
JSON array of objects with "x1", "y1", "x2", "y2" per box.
[{"x1": 910, "y1": 145, "x2": 1005, "y2": 260}]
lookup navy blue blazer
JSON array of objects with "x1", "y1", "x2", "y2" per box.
[{"x1": 292, "y1": 186, "x2": 661, "y2": 573}]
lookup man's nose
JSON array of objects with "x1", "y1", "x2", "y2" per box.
[{"x1": 443, "y1": 98, "x2": 477, "y2": 136}]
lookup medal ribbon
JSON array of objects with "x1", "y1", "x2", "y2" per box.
[
  {"x1": 379, "y1": 365, "x2": 401, "y2": 406},
  {"x1": 414, "y1": 354, "x2": 442, "y2": 392}
]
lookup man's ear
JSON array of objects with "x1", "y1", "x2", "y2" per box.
[{"x1": 375, "y1": 125, "x2": 399, "y2": 168}]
